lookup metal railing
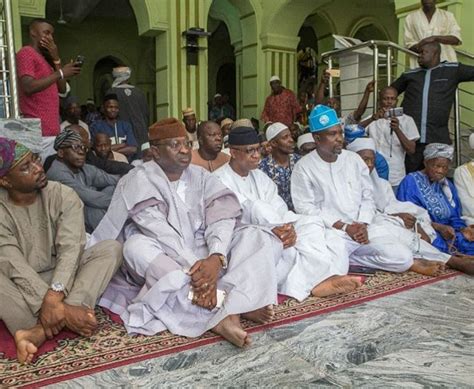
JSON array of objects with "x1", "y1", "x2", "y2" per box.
[
  {"x1": 0, "y1": 0, "x2": 19, "y2": 119},
  {"x1": 321, "y1": 40, "x2": 473, "y2": 166}
]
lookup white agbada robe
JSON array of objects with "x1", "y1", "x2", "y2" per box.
[
  {"x1": 214, "y1": 163, "x2": 349, "y2": 301},
  {"x1": 90, "y1": 162, "x2": 282, "y2": 337},
  {"x1": 366, "y1": 114, "x2": 420, "y2": 186},
  {"x1": 291, "y1": 149, "x2": 414, "y2": 272},
  {"x1": 370, "y1": 169, "x2": 450, "y2": 263},
  {"x1": 453, "y1": 161, "x2": 474, "y2": 225},
  {"x1": 404, "y1": 8, "x2": 462, "y2": 68}
]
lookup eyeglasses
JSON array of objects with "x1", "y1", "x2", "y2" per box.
[
  {"x1": 64, "y1": 144, "x2": 87, "y2": 153},
  {"x1": 230, "y1": 146, "x2": 263, "y2": 156},
  {"x1": 153, "y1": 140, "x2": 193, "y2": 151},
  {"x1": 18, "y1": 153, "x2": 42, "y2": 175}
]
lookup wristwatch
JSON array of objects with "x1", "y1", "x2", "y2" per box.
[
  {"x1": 214, "y1": 254, "x2": 228, "y2": 269},
  {"x1": 50, "y1": 282, "x2": 65, "y2": 293}
]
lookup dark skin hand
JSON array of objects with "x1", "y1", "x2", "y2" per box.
[
  {"x1": 39, "y1": 290, "x2": 66, "y2": 339},
  {"x1": 392, "y1": 213, "x2": 417, "y2": 229},
  {"x1": 346, "y1": 223, "x2": 369, "y2": 244},
  {"x1": 189, "y1": 255, "x2": 222, "y2": 310},
  {"x1": 433, "y1": 223, "x2": 456, "y2": 241},
  {"x1": 272, "y1": 223, "x2": 297, "y2": 249}
]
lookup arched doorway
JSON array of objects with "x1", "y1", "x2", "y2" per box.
[
  {"x1": 297, "y1": 25, "x2": 318, "y2": 93},
  {"x1": 207, "y1": 21, "x2": 236, "y2": 120},
  {"x1": 93, "y1": 56, "x2": 123, "y2": 106},
  {"x1": 353, "y1": 23, "x2": 389, "y2": 42}
]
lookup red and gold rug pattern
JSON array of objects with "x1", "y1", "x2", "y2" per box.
[{"x1": 0, "y1": 269, "x2": 459, "y2": 388}]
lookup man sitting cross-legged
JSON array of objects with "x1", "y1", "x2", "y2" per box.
[
  {"x1": 214, "y1": 126, "x2": 361, "y2": 301},
  {"x1": 291, "y1": 105, "x2": 445, "y2": 276},
  {"x1": 348, "y1": 138, "x2": 472, "y2": 275},
  {"x1": 90, "y1": 118, "x2": 282, "y2": 347},
  {"x1": 0, "y1": 137, "x2": 122, "y2": 364}
]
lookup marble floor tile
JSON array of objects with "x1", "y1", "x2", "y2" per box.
[{"x1": 48, "y1": 275, "x2": 474, "y2": 388}]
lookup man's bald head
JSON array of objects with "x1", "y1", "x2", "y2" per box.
[
  {"x1": 418, "y1": 41, "x2": 441, "y2": 68},
  {"x1": 65, "y1": 124, "x2": 90, "y2": 147}
]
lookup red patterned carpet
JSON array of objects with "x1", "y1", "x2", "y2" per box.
[{"x1": 0, "y1": 269, "x2": 459, "y2": 388}]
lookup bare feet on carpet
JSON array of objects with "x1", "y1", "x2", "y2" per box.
[
  {"x1": 411, "y1": 259, "x2": 445, "y2": 276},
  {"x1": 63, "y1": 304, "x2": 97, "y2": 337},
  {"x1": 212, "y1": 314, "x2": 251, "y2": 347},
  {"x1": 311, "y1": 275, "x2": 363, "y2": 298},
  {"x1": 447, "y1": 255, "x2": 474, "y2": 275},
  {"x1": 242, "y1": 305, "x2": 274, "y2": 324},
  {"x1": 14, "y1": 324, "x2": 46, "y2": 364}
]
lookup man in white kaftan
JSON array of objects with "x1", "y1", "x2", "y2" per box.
[
  {"x1": 347, "y1": 138, "x2": 450, "y2": 265},
  {"x1": 291, "y1": 105, "x2": 445, "y2": 276},
  {"x1": 215, "y1": 127, "x2": 360, "y2": 301},
  {"x1": 90, "y1": 118, "x2": 282, "y2": 347}
]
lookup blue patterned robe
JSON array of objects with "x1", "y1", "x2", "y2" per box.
[{"x1": 397, "y1": 171, "x2": 474, "y2": 255}]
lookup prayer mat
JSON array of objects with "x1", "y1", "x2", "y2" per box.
[{"x1": 0, "y1": 269, "x2": 459, "y2": 387}]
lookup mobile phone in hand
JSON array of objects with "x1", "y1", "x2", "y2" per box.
[{"x1": 75, "y1": 55, "x2": 85, "y2": 67}]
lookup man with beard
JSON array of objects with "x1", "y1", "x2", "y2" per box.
[
  {"x1": 259, "y1": 122, "x2": 301, "y2": 211},
  {"x1": 0, "y1": 137, "x2": 122, "y2": 364},
  {"x1": 291, "y1": 105, "x2": 446, "y2": 276},
  {"x1": 91, "y1": 118, "x2": 282, "y2": 347},
  {"x1": 16, "y1": 19, "x2": 82, "y2": 159},
  {"x1": 191, "y1": 121, "x2": 230, "y2": 172},
  {"x1": 46, "y1": 129, "x2": 118, "y2": 232}
]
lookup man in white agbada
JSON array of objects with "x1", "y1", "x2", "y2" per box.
[
  {"x1": 291, "y1": 105, "x2": 447, "y2": 276},
  {"x1": 347, "y1": 138, "x2": 452, "y2": 262},
  {"x1": 453, "y1": 133, "x2": 474, "y2": 225},
  {"x1": 404, "y1": 0, "x2": 462, "y2": 68},
  {"x1": 90, "y1": 118, "x2": 282, "y2": 347},
  {"x1": 214, "y1": 126, "x2": 361, "y2": 301}
]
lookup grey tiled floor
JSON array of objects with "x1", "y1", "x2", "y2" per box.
[{"x1": 49, "y1": 275, "x2": 474, "y2": 388}]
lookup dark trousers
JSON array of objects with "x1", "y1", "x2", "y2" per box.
[{"x1": 405, "y1": 143, "x2": 427, "y2": 173}]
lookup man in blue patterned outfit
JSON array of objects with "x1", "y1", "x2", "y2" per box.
[{"x1": 259, "y1": 122, "x2": 301, "y2": 211}]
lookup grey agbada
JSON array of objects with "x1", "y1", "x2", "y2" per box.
[{"x1": 90, "y1": 161, "x2": 282, "y2": 336}]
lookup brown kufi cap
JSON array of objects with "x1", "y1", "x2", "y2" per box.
[{"x1": 148, "y1": 118, "x2": 187, "y2": 141}]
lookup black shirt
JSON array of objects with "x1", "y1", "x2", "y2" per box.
[{"x1": 391, "y1": 62, "x2": 474, "y2": 144}]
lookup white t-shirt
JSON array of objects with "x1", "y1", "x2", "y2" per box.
[{"x1": 367, "y1": 114, "x2": 420, "y2": 186}]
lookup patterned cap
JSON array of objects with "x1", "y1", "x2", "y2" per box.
[
  {"x1": 309, "y1": 105, "x2": 340, "y2": 133},
  {"x1": 0, "y1": 137, "x2": 31, "y2": 177},
  {"x1": 54, "y1": 129, "x2": 83, "y2": 151}
]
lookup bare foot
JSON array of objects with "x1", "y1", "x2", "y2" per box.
[
  {"x1": 410, "y1": 259, "x2": 445, "y2": 277},
  {"x1": 311, "y1": 275, "x2": 362, "y2": 298},
  {"x1": 242, "y1": 305, "x2": 274, "y2": 324},
  {"x1": 63, "y1": 304, "x2": 97, "y2": 337},
  {"x1": 212, "y1": 315, "x2": 251, "y2": 347},
  {"x1": 447, "y1": 255, "x2": 474, "y2": 275},
  {"x1": 14, "y1": 324, "x2": 46, "y2": 364}
]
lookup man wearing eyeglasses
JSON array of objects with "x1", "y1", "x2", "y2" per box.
[
  {"x1": 0, "y1": 137, "x2": 122, "y2": 364},
  {"x1": 90, "y1": 118, "x2": 282, "y2": 348},
  {"x1": 215, "y1": 126, "x2": 361, "y2": 301},
  {"x1": 46, "y1": 129, "x2": 119, "y2": 232}
]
